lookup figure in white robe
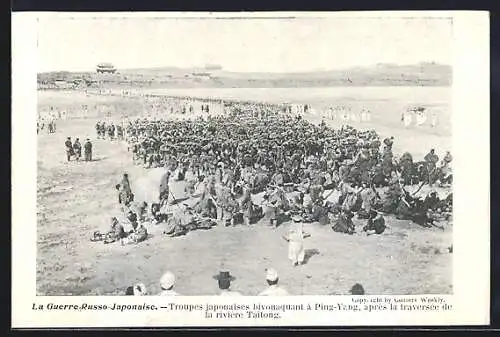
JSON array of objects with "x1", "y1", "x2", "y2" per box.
[
  {"x1": 430, "y1": 112, "x2": 438, "y2": 128},
  {"x1": 416, "y1": 111, "x2": 427, "y2": 126},
  {"x1": 403, "y1": 112, "x2": 413, "y2": 128},
  {"x1": 359, "y1": 109, "x2": 366, "y2": 122},
  {"x1": 365, "y1": 109, "x2": 372, "y2": 122},
  {"x1": 341, "y1": 108, "x2": 349, "y2": 123},
  {"x1": 350, "y1": 109, "x2": 359, "y2": 122},
  {"x1": 282, "y1": 223, "x2": 310, "y2": 266}
]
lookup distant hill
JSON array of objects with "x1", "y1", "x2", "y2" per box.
[{"x1": 37, "y1": 62, "x2": 452, "y2": 89}]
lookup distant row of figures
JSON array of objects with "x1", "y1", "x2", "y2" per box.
[
  {"x1": 401, "y1": 108, "x2": 439, "y2": 128},
  {"x1": 322, "y1": 106, "x2": 372, "y2": 123},
  {"x1": 319, "y1": 106, "x2": 439, "y2": 127}
]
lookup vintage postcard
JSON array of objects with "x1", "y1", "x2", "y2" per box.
[{"x1": 12, "y1": 11, "x2": 489, "y2": 328}]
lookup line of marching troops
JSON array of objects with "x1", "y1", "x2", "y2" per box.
[
  {"x1": 37, "y1": 118, "x2": 57, "y2": 134},
  {"x1": 95, "y1": 121, "x2": 125, "y2": 140},
  {"x1": 64, "y1": 137, "x2": 93, "y2": 162}
]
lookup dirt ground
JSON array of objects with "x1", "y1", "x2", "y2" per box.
[{"x1": 36, "y1": 90, "x2": 453, "y2": 296}]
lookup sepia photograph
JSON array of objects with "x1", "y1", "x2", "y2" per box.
[
  {"x1": 11, "y1": 10, "x2": 491, "y2": 328},
  {"x1": 34, "y1": 15, "x2": 455, "y2": 297}
]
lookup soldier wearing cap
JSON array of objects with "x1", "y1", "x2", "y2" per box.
[
  {"x1": 159, "y1": 271, "x2": 180, "y2": 296},
  {"x1": 258, "y1": 268, "x2": 290, "y2": 296},
  {"x1": 383, "y1": 136, "x2": 394, "y2": 148},
  {"x1": 159, "y1": 168, "x2": 171, "y2": 207},
  {"x1": 424, "y1": 149, "x2": 439, "y2": 171},
  {"x1": 83, "y1": 138, "x2": 93, "y2": 161},
  {"x1": 65, "y1": 137, "x2": 74, "y2": 161},
  {"x1": 442, "y1": 151, "x2": 452, "y2": 165},
  {"x1": 362, "y1": 210, "x2": 387, "y2": 235}
]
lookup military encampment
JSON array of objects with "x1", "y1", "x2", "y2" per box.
[{"x1": 36, "y1": 16, "x2": 453, "y2": 297}]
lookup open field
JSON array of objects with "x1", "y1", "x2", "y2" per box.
[{"x1": 37, "y1": 87, "x2": 452, "y2": 296}]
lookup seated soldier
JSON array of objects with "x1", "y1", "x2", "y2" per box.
[
  {"x1": 91, "y1": 217, "x2": 127, "y2": 243},
  {"x1": 220, "y1": 189, "x2": 240, "y2": 227},
  {"x1": 357, "y1": 183, "x2": 378, "y2": 219},
  {"x1": 194, "y1": 189, "x2": 218, "y2": 219},
  {"x1": 310, "y1": 197, "x2": 329, "y2": 225},
  {"x1": 184, "y1": 173, "x2": 198, "y2": 196},
  {"x1": 151, "y1": 202, "x2": 168, "y2": 224},
  {"x1": 288, "y1": 191, "x2": 305, "y2": 214},
  {"x1": 134, "y1": 201, "x2": 148, "y2": 222},
  {"x1": 363, "y1": 210, "x2": 387, "y2": 235},
  {"x1": 332, "y1": 210, "x2": 355, "y2": 235},
  {"x1": 424, "y1": 190, "x2": 440, "y2": 211},
  {"x1": 122, "y1": 219, "x2": 148, "y2": 245},
  {"x1": 342, "y1": 184, "x2": 361, "y2": 213},
  {"x1": 263, "y1": 195, "x2": 279, "y2": 227}
]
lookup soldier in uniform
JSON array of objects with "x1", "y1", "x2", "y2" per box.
[
  {"x1": 358, "y1": 182, "x2": 378, "y2": 219},
  {"x1": 84, "y1": 138, "x2": 92, "y2": 161},
  {"x1": 383, "y1": 136, "x2": 394, "y2": 148},
  {"x1": 442, "y1": 151, "x2": 452, "y2": 165},
  {"x1": 159, "y1": 169, "x2": 171, "y2": 207},
  {"x1": 424, "y1": 149, "x2": 440, "y2": 184},
  {"x1": 73, "y1": 138, "x2": 82, "y2": 161},
  {"x1": 332, "y1": 210, "x2": 355, "y2": 234},
  {"x1": 95, "y1": 121, "x2": 101, "y2": 139},
  {"x1": 363, "y1": 210, "x2": 387, "y2": 235},
  {"x1": 65, "y1": 137, "x2": 74, "y2": 161},
  {"x1": 424, "y1": 149, "x2": 440, "y2": 171},
  {"x1": 240, "y1": 187, "x2": 255, "y2": 225},
  {"x1": 122, "y1": 214, "x2": 148, "y2": 245},
  {"x1": 381, "y1": 172, "x2": 403, "y2": 213},
  {"x1": 116, "y1": 124, "x2": 124, "y2": 140},
  {"x1": 398, "y1": 152, "x2": 414, "y2": 185},
  {"x1": 118, "y1": 173, "x2": 133, "y2": 208}
]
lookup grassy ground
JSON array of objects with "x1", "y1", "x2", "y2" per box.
[{"x1": 36, "y1": 89, "x2": 452, "y2": 296}]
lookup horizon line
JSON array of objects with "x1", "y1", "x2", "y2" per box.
[{"x1": 38, "y1": 61, "x2": 451, "y2": 74}]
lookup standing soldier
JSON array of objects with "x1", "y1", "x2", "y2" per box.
[
  {"x1": 116, "y1": 124, "x2": 123, "y2": 140},
  {"x1": 84, "y1": 138, "x2": 93, "y2": 161},
  {"x1": 65, "y1": 137, "x2": 74, "y2": 162},
  {"x1": 159, "y1": 168, "x2": 171, "y2": 207},
  {"x1": 424, "y1": 149, "x2": 440, "y2": 172},
  {"x1": 73, "y1": 138, "x2": 82, "y2": 161},
  {"x1": 95, "y1": 121, "x2": 101, "y2": 139},
  {"x1": 117, "y1": 173, "x2": 133, "y2": 208}
]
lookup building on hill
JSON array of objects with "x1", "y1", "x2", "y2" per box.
[{"x1": 96, "y1": 63, "x2": 117, "y2": 74}]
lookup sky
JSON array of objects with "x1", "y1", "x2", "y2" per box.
[{"x1": 37, "y1": 15, "x2": 453, "y2": 73}]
